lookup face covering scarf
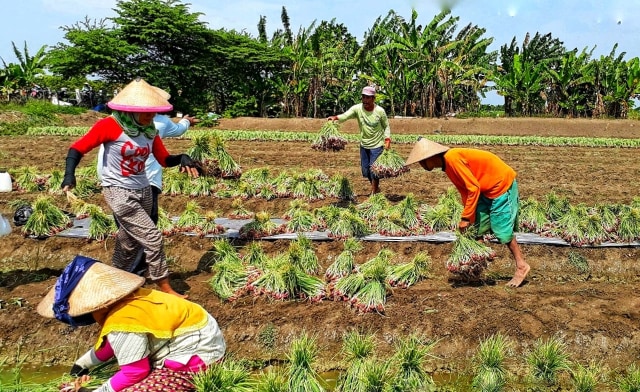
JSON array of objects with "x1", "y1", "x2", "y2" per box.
[{"x1": 112, "y1": 111, "x2": 157, "y2": 139}]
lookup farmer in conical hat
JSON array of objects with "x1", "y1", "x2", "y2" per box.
[
  {"x1": 327, "y1": 85, "x2": 391, "y2": 195},
  {"x1": 405, "y1": 138, "x2": 530, "y2": 287},
  {"x1": 38, "y1": 255, "x2": 225, "y2": 392},
  {"x1": 96, "y1": 85, "x2": 200, "y2": 277},
  {"x1": 61, "y1": 78, "x2": 202, "y2": 297}
]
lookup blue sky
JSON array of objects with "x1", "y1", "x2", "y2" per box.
[{"x1": 2, "y1": 0, "x2": 640, "y2": 104}]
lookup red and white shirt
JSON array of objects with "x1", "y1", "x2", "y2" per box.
[{"x1": 71, "y1": 117, "x2": 172, "y2": 189}]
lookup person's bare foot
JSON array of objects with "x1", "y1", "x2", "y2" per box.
[{"x1": 506, "y1": 263, "x2": 530, "y2": 287}]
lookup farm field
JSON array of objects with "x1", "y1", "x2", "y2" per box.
[{"x1": 1, "y1": 115, "x2": 640, "y2": 386}]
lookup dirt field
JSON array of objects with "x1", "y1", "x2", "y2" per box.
[{"x1": 1, "y1": 115, "x2": 640, "y2": 381}]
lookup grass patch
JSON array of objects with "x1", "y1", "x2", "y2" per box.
[
  {"x1": 257, "y1": 322, "x2": 278, "y2": 351},
  {"x1": 0, "y1": 101, "x2": 86, "y2": 135},
  {"x1": 567, "y1": 251, "x2": 590, "y2": 274}
]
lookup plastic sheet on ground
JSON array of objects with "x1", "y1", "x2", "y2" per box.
[{"x1": 55, "y1": 217, "x2": 640, "y2": 247}]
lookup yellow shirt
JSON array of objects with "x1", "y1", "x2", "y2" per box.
[{"x1": 95, "y1": 288, "x2": 208, "y2": 349}]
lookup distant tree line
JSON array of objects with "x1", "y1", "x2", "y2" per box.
[{"x1": 1, "y1": 0, "x2": 639, "y2": 119}]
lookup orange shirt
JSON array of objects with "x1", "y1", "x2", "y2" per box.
[{"x1": 443, "y1": 148, "x2": 516, "y2": 223}]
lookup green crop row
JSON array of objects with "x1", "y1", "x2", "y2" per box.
[{"x1": 26, "y1": 126, "x2": 640, "y2": 148}]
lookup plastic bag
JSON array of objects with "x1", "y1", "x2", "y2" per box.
[
  {"x1": 0, "y1": 214, "x2": 11, "y2": 236},
  {"x1": 13, "y1": 205, "x2": 33, "y2": 226}
]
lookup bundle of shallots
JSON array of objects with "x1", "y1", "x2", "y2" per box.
[
  {"x1": 311, "y1": 121, "x2": 347, "y2": 151},
  {"x1": 370, "y1": 148, "x2": 410, "y2": 178},
  {"x1": 446, "y1": 229, "x2": 496, "y2": 279}
]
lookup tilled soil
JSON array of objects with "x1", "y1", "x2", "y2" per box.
[{"x1": 0, "y1": 116, "x2": 639, "y2": 379}]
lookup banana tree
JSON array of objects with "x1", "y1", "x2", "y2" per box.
[
  {"x1": 493, "y1": 53, "x2": 547, "y2": 116},
  {"x1": 287, "y1": 22, "x2": 318, "y2": 117},
  {"x1": 546, "y1": 48, "x2": 595, "y2": 117},
  {"x1": 357, "y1": 10, "x2": 408, "y2": 116},
  {"x1": 591, "y1": 45, "x2": 640, "y2": 118},
  {"x1": 438, "y1": 23, "x2": 496, "y2": 114},
  {"x1": 371, "y1": 9, "x2": 460, "y2": 117},
  {"x1": 602, "y1": 57, "x2": 640, "y2": 118},
  {"x1": 3, "y1": 41, "x2": 48, "y2": 88},
  {"x1": 497, "y1": 32, "x2": 565, "y2": 116}
]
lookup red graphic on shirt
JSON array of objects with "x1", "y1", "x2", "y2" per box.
[{"x1": 120, "y1": 141, "x2": 150, "y2": 176}]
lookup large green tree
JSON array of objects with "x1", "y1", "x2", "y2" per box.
[
  {"x1": 48, "y1": 0, "x2": 214, "y2": 111},
  {"x1": 12, "y1": 2, "x2": 640, "y2": 119},
  {"x1": 206, "y1": 28, "x2": 289, "y2": 117},
  {"x1": 46, "y1": 17, "x2": 137, "y2": 82},
  {"x1": 46, "y1": 0, "x2": 287, "y2": 114}
]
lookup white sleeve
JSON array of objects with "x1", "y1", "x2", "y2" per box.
[
  {"x1": 74, "y1": 347, "x2": 102, "y2": 369},
  {"x1": 108, "y1": 332, "x2": 150, "y2": 366},
  {"x1": 154, "y1": 115, "x2": 190, "y2": 138}
]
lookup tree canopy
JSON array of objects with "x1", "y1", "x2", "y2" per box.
[{"x1": 2, "y1": 0, "x2": 640, "y2": 118}]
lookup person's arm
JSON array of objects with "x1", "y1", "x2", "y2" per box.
[
  {"x1": 62, "y1": 118, "x2": 122, "y2": 191},
  {"x1": 106, "y1": 357, "x2": 151, "y2": 391},
  {"x1": 102, "y1": 332, "x2": 152, "y2": 391},
  {"x1": 444, "y1": 156, "x2": 481, "y2": 224},
  {"x1": 154, "y1": 114, "x2": 191, "y2": 138},
  {"x1": 153, "y1": 136, "x2": 201, "y2": 177},
  {"x1": 64, "y1": 340, "x2": 118, "y2": 392},
  {"x1": 381, "y1": 109, "x2": 391, "y2": 148},
  {"x1": 69, "y1": 347, "x2": 104, "y2": 376},
  {"x1": 327, "y1": 104, "x2": 358, "y2": 122},
  {"x1": 61, "y1": 148, "x2": 83, "y2": 190},
  {"x1": 71, "y1": 117, "x2": 122, "y2": 155}
]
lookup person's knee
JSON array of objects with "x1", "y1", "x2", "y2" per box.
[{"x1": 495, "y1": 233, "x2": 514, "y2": 244}]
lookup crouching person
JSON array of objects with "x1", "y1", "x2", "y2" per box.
[
  {"x1": 405, "y1": 138, "x2": 530, "y2": 287},
  {"x1": 37, "y1": 255, "x2": 226, "y2": 392}
]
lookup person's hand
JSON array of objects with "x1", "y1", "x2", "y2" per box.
[
  {"x1": 61, "y1": 174, "x2": 76, "y2": 191},
  {"x1": 327, "y1": 115, "x2": 338, "y2": 121},
  {"x1": 59, "y1": 374, "x2": 92, "y2": 392},
  {"x1": 178, "y1": 154, "x2": 203, "y2": 178},
  {"x1": 182, "y1": 164, "x2": 201, "y2": 178},
  {"x1": 69, "y1": 363, "x2": 89, "y2": 377},
  {"x1": 458, "y1": 219, "x2": 470, "y2": 232},
  {"x1": 384, "y1": 138, "x2": 391, "y2": 150},
  {"x1": 183, "y1": 114, "x2": 199, "y2": 126}
]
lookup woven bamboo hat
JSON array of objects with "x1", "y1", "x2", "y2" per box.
[
  {"x1": 405, "y1": 138, "x2": 450, "y2": 166},
  {"x1": 37, "y1": 262, "x2": 145, "y2": 318},
  {"x1": 152, "y1": 86, "x2": 171, "y2": 100},
  {"x1": 107, "y1": 77, "x2": 173, "y2": 112}
]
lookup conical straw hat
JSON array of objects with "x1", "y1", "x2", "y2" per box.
[
  {"x1": 107, "y1": 78, "x2": 172, "y2": 112},
  {"x1": 152, "y1": 86, "x2": 171, "y2": 100},
  {"x1": 37, "y1": 262, "x2": 145, "y2": 318},
  {"x1": 405, "y1": 138, "x2": 450, "y2": 166}
]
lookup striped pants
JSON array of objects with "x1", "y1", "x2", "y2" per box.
[{"x1": 102, "y1": 186, "x2": 168, "y2": 281}]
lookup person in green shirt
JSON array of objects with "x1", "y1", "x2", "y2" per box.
[{"x1": 328, "y1": 86, "x2": 391, "y2": 195}]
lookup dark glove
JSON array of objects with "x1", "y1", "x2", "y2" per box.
[
  {"x1": 166, "y1": 154, "x2": 203, "y2": 175},
  {"x1": 62, "y1": 148, "x2": 82, "y2": 188},
  {"x1": 69, "y1": 363, "x2": 89, "y2": 377}
]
